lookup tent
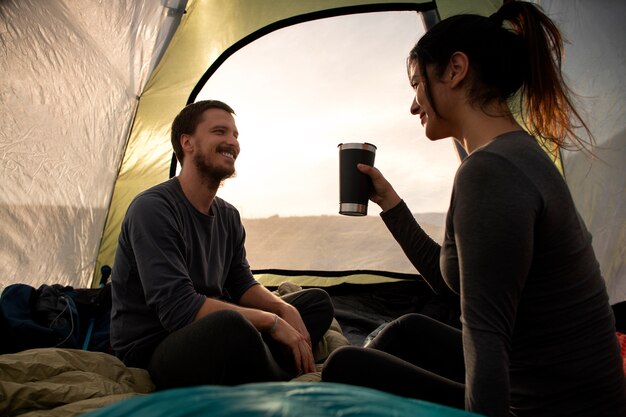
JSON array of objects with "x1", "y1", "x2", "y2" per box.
[
  {"x1": 2, "y1": 0, "x2": 625, "y2": 309},
  {"x1": 1, "y1": 2, "x2": 626, "y2": 415}
]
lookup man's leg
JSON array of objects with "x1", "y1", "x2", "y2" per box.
[{"x1": 148, "y1": 309, "x2": 289, "y2": 389}]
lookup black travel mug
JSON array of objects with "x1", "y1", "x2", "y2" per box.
[{"x1": 338, "y1": 142, "x2": 377, "y2": 216}]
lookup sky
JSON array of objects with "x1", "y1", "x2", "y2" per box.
[{"x1": 197, "y1": 11, "x2": 461, "y2": 219}]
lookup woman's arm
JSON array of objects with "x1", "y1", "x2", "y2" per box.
[
  {"x1": 358, "y1": 164, "x2": 453, "y2": 295},
  {"x1": 453, "y1": 152, "x2": 538, "y2": 416}
]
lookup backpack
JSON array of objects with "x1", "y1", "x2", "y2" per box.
[{"x1": 0, "y1": 283, "x2": 112, "y2": 354}]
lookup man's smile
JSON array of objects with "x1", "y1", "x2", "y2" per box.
[{"x1": 216, "y1": 145, "x2": 238, "y2": 161}]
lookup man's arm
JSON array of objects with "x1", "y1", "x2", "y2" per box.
[
  {"x1": 193, "y1": 292, "x2": 275, "y2": 330},
  {"x1": 194, "y1": 286, "x2": 316, "y2": 374},
  {"x1": 239, "y1": 284, "x2": 310, "y2": 342}
]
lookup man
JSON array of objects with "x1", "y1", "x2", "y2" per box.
[{"x1": 110, "y1": 100, "x2": 334, "y2": 388}]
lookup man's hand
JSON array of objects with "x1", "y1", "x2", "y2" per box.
[
  {"x1": 238, "y1": 284, "x2": 316, "y2": 374},
  {"x1": 269, "y1": 313, "x2": 316, "y2": 375},
  {"x1": 276, "y1": 303, "x2": 312, "y2": 347}
]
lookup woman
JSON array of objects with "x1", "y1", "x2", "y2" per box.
[{"x1": 321, "y1": 1, "x2": 626, "y2": 416}]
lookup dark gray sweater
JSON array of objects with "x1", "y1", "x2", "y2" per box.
[
  {"x1": 110, "y1": 178, "x2": 258, "y2": 367},
  {"x1": 382, "y1": 131, "x2": 625, "y2": 416}
]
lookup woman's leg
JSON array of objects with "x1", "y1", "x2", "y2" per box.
[
  {"x1": 369, "y1": 313, "x2": 464, "y2": 383},
  {"x1": 321, "y1": 313, "x2": 465, "y2": 409},
  {"x1": 322, "y1": 346, "x2": 465, "y2": 409},
  {"x1": 148, "y1": 309, "x2": 289, "y2": 389}
]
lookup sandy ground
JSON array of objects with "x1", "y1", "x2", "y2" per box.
[{"x1": 242, "y1": 213, "x2": 445, "y2": 273}]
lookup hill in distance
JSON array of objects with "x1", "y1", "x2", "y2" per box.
[{"x1": 242, "y1": 212, "x2": 445, "y2": 273}]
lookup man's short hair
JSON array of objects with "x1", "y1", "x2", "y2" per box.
[{"x1": 171, "y1": 100, "x2": 236, "y2": 165}]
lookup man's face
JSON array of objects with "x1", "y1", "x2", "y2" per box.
[{"x1": 188, "y1": 108, "x2": 240, "y2": 184}]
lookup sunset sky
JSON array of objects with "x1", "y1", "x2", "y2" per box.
[{"x1": 197, "y1": 11, "x2": 460, "y2": 219}]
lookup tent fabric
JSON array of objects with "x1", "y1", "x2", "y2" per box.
[
  {"x1": 538, "y1": 0, "x2": 626, "y2": 304},
  {"x1": 0, "y1": 0, "x2": 184, "y2": 291},
  {"x1": 2, "y1": 0, "x2": 625, "y2": 306}
]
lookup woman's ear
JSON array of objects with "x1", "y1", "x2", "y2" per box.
[{"x1": 447, "y1": 51, "x2": 469, "y2": 88}]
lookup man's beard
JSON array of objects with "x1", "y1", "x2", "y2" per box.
[{"x1": 193, "y1": 151, "x2": 235, "y2": 189}]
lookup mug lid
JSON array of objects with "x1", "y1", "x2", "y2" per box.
[{"x1": 337, "y1": 142, "x2": 377, "y2": 152}]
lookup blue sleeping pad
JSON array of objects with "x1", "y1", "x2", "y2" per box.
[{"x1": 82, "y1": 382, "x2": 481, "y2": 417}]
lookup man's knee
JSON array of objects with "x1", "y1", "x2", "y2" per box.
[
  {"x1": 309, "y1": 288, "x2": 334, "y2": 313},
  {"x1": 291, "y1": 288, "x2": 334, "y2": 316}
]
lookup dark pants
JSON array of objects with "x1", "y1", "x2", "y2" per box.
[
  {"x1": 148, "y1": 288, "x2": 333, "y2": 389},
  {"x1": 321, "y1": 313, "x2": 465, "y2": 409}
]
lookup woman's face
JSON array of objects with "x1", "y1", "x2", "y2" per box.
[{"x1": 408, "y1": 61, "x2": 450, "y2": 141}]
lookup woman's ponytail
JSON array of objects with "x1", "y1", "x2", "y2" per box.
[
  {"x1": 411, "y1": 0, "x2": 594, "y2": 154},
  {"x1": 497, "y1": 1, "x2": 594, "y2": 153}
]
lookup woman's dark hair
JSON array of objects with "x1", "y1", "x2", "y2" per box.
[
  {"x1": 171, "y1": 100, "x2": 236, "y2": 165},
  {"x1": 409, "y1": 0, "x2": 593, "y2": 153}
]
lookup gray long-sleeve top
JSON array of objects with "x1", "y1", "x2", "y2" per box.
[
  {"x1": 381, "y1": 131, "x2": 625, "y2": 417},
  {"x1": 110, "y1": 178, "x2": 258, "y2": 367}
]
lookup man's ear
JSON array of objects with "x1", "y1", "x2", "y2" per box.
[
  {"x1": 180, "y1": 134, "x2": 193, "y2": 153},
  {"x1": 447, "y1": 51, "x2": 469, "y2": 88}
]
